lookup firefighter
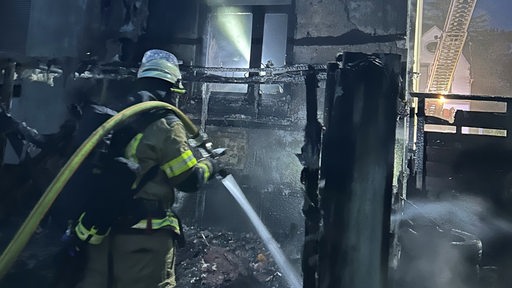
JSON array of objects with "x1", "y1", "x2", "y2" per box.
[{"x1": 73, "y1": 49, "x2": 220, "y2": 288}]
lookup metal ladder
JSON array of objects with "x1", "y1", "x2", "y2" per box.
[{"x1": 426, "y1": 0, "x2": 477, "y2": 93}]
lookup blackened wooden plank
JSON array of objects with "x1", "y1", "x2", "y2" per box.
[
  {"x1": 412, "y1": 92, "x2": 512, "y2": 103},
  {"x1": 425, "y1": 117, "x2": 453, "y2": 125},
  {"x1": 425, "y1": 132, "x2": 510, "y2": 149},
  {"x1": 453, "y1": 111, "x2": 509, "y2": 130}
]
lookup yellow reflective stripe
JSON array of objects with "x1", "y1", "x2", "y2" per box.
[
  {"x1": 125, "y1": 133, "x2": 143, "y2": 162},
  {"x1": 196, "y1": 162, "x2": 210, "y2": 183},
  {"x1": 74, "y1": 213, "x2": 110, "y2": 245},
  {"x1": 160, "y1": 150, "x2": 197, "y2": 178},
  {"x1": 131, "y1": 216, "x2": 181, "y2": 234},
  {"x1": 124, "y1": 133, "x2": 144, "y2": 189}
]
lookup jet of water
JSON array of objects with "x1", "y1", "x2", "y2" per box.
[
  {"x1": 221, "y1": 174, "x2": 303, "y2": 288},
  {"x1": 200, "y1": 83, "x2": 211, "y2": 133}
]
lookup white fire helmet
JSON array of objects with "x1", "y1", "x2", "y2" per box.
[{"x1": 137, "y1": 49, "x2": 185, "y2": 92}]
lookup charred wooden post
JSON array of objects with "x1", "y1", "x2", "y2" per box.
[
  {"x1": 323, "y1": 62, "x2": 339, "y2": 130},
  {"x1": 317, "y1": 52, "x2": 400, "y2": 288},
  {"x1": 416, "y1": 97, "x2": 426, "y2": 194},
  {"x1": 297, "y1": 65, "x2": 323, "y2": 288},
  {"x1": 508, "y1": 99, "x2": 512, "y2": 144},
  {"x1": 247, "y1": 6, "x2": 265, "y2": 117},
  {"x1": 0, "y1": 61, "x2": 16, "y2": 166}
]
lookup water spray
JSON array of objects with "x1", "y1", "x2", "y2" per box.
[
  {"x1": 220, "y1": 174, "x2": 303, "y2": 288},
  {"x1": 191, "y1": 134, "x2": 302, "y2": 287}
]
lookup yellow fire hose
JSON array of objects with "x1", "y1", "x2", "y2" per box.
[{"x1": 0, "y1": 100, "x2": 199, "y2": 279}]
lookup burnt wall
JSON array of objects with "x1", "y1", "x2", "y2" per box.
[
  {"x1": 293, "y1": 0, "x2": 407, "y2": 63},
  {"x1": 176, "y1": 126, "x2": 304, "y2": 240}
]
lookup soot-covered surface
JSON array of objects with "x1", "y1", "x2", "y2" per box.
[
  {"x1": 0, "y1": 222, "x2": 292, "y2": 288},
  {"x1": 176, "y1": 225, "x2": 290, "y2": 288}
]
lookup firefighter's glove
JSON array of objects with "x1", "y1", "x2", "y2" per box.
[
  {"x1": 208, "y1": 157, "x2": 229, "y2": 179},
  {"x1": 198, "y1": 157, "x2": 227, "y2": 181},
  {"x1": 197, "y1": 158, "x2": 215, "y2": 181}
]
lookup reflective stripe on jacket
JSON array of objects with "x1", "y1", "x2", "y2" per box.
[
  {"x1": 75, "y1": 212, "x2": 111, "y2": 244},
  {"x1": 125, "y1": 114, "x2": 195, "y2": 202},
  {"x1": 74, "y1": 105, "x2": 205, "y2": 244},
  {"x1": 123, "y1": 114, "x2": 203, "y2": 233},
  {"x1": 130, "y1": 211, "x2": 181, "y2": 235}
]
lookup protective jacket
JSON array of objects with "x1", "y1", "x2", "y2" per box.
[{"x1": 74, "y1": 90, "x2": 213, "y2": 245}]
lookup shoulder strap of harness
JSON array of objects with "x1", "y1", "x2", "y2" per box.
[{"x1": 109, "y1": 105, "x2": 175, "y2": 156}]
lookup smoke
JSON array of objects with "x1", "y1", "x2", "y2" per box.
[
  {"x1": 392, "y1": 194, "x2": 512, "y2": 288},
  {"x1": 392, "y1": 194, "x2": 512, "y2": 239},
  {"x1": 396, "y1": 235, "x2": 478, "y2": 288}
]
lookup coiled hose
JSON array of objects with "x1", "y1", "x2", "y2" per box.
[{"x1": 0, "y1": 101, "x2": 199, "y2": 279}]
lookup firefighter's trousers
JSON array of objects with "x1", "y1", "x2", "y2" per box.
[{"x1": 75, "y1": 229, "x2": 177, "y2": 288}]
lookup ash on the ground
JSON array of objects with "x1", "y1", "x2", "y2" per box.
[
  {"x1": 176, "y1": 225, "x2": 290, "y2": 288},
  {"x1": 0, "y1": 223, "x2": 294, "y2": 287}
]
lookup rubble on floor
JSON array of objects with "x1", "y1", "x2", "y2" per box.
[
  {"x1": 0, "y1": 222, "x2": 294, "y2": 288},
  {"x1": 176, "y1": 225, "x2": 289, "y2": 288}
]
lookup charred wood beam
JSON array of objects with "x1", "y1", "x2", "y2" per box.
[
  {"x1": 0, "y1": 61, "x2": 16, "y2": 166},
  {"x1": 454, "y1": 111, "x2": 508, "y2": 130},
  {"x1": 293, "y1": 29, "x2": 405, "y2": 46},
  {"x1": 0, "y1": 62, "x2": 16, "y2": 104},
  {"x1": 185, "y1": 64, "x2": 327, "y2": 73},
  {"x1": 425, "y1": 111, "x2": 508, "y2": 130},
  {"x1": 192, "y1": 118, "x2": 303, "y2": 131},
  {"x1": 323, "y1": 62, "x2": 339, "y2": 130},
  {"x1": 184, "y1": 73, "x2": 327, "y2": 84},
  {"x1": 318, "y1": 52, "x2": 400, "y2": 288},
  {"x1": 508, "y1": 101, "x2": 512, "y2": 142},
  {"x1": 298, "y1": 66, "x2": 322, "y2": 288},
  {"x1": 246, "y1": 6, "x2": 265, "y2": 115},
  {"x1": 13, "y1": 62, "x2": 329, "y2": 84},
  {"x1": 425, "y1": 133, "x2": 510, "y2": 149},
  {"x1": 412, "y1": 92, "x2": 512, "y2": 102},
  {"x1": 416, "y1": 97, "x2": 426, "y2": 192}
]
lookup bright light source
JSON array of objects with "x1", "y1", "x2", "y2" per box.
[
  {"x1": 438, "y1": 95, "x2": 446, "y2": 103},
  {"x1": 215, "y1": 7, "x2": 251, "y2": 63},
  {"x1": 206, "y1": 7, "x2": 252, "y2": 92}
]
